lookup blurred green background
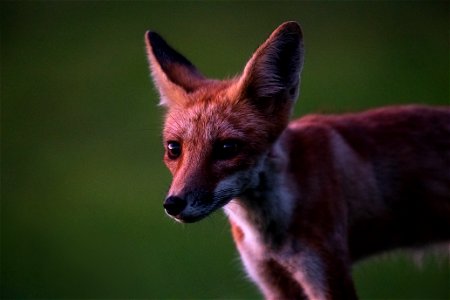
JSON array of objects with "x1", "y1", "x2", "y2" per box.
[{"x1": 1, "y1": 1, "x2": 449, "y2": 299}]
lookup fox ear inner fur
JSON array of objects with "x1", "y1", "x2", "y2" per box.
[
  {"x1": 145, "y1": 31, "x2": 205, "y2": 105},
  {"x1": 238, "y1": 21, "x2": 304, "y2": 102},
  {"x1": 146, "y1": 22, "x2": 304, "y2": 107}
]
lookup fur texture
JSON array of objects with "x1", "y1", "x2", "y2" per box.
[{"x1": 145, "y1": 22, "x2": 450, "y2": 300}]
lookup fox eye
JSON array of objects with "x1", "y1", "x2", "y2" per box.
[
  {"x1": 167, "y1": 141, "x2": 181, "y2": 160},
  {"x1": 214, "y1": 140, "x2": 241, "y2": 160}
]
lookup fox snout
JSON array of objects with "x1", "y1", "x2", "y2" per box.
[
  {"x1": 163, "y1": 189, "x2": 219, "y2": 223},
  {"x1": 163, "y1": 168, "x2": 256, "y2": 223}
]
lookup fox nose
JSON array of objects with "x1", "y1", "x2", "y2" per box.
[{"x1": 163, "y1": 196, "x2": 187, "y2": 216}]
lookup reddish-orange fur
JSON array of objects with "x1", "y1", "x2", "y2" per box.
[{"x1": 145, "y1": 22, "x2": 450, "y2": 300}]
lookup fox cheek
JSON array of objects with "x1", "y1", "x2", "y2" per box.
[{"x1": 163, "y1": 159, "x2": 177, "y2": 175}]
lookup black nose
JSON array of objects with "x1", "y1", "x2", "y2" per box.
[{"x1": 163, "y1": 196, "x2": 187, "y2": 216}]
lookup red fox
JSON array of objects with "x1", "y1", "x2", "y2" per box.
[{"x1": 145, "y1": 22, "x2": 450, "y2": 300}]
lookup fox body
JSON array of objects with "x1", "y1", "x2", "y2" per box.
[{"x1": 145, "y1": 22, "x2": 450, "y2": 300}]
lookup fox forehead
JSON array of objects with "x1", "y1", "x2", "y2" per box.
[{"x1": 163, "y1": 97, "x2": 266, "y2": 144}]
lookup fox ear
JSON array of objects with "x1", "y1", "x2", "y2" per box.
[
  {"x1": 145, "y1": 31, "x2": 205, "y2": 106},
  {"x1": 237, "y1": 21, "x2": 304, "y2": 107}
]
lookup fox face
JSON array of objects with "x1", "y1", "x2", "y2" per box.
[
  {"x1": 146, "y1": 22, "x2": 304, "y2": 222},
  {"x1": 162, "y1": 97, "x2": 268, "y2": 222}
]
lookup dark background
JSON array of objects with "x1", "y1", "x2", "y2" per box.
[{"x1": 1, "y1": 1, "x2": 449, "y2": 299}]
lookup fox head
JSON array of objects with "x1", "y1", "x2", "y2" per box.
[{"x1": 145, "y1": 22, "x2": 304, "y2": 222}]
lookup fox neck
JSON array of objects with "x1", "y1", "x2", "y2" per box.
[{"x1": 224, "y1": 139, "x2": 295, "y2": 249}]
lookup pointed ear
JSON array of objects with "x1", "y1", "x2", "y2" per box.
[
  {"x1": 145, "y1": 31, "x2": 205, "y2": 106},
  {"x1": 237, "y1": 21, "x2": 304, "y2": 106}
]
